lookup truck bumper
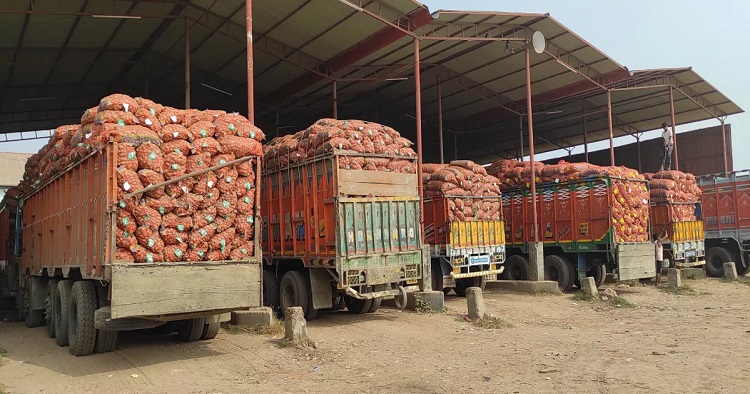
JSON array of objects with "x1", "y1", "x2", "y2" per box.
[
  {"x1": 450, "y1": 266, "x2": 505, "y2": 279},
  {"x1": 675, "y1": 259, "x2": 706, "y2": 268}
]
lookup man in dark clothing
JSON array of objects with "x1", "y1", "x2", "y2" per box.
[{"x1": 660, "y1": 122, "x2": 674, "y2": 171}]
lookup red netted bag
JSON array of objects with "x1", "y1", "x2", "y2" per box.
[
  {"x1": 106, "y1": 125, "x2": 161, "y2": 147},
  {"x1": 189, "y1": 225, "x2": 217, "y2": 248},
  {"x1": 162, "y1": 213, "x2": 193, "y2": 231},
  {"x1": 214, "y1": 113, "x2": 265, "y2": 141},
  {"x1": 163, "y1": 152, "x2": 187, "y2": 179},
  {"x1": 132, "y1": 245, "x2": 162, "y2": 264},
  {"x1": 144, "y1": 195, "x2": 175, "y2": 215},
  {"x1": 133, "y1": 205, "x2": 162, "y2": 230},
  {"x1": 116, "y1": 228, "x2": 138, "y2": 249},
  {"x1": 81, "y1": 106, "x2": 99, "y2": 125},
  {"x1": 157, "y1": 107, "x2": 185, "y2": 126},
  {"x1": 99, "y1": 94, "x2": 138, "y2": 113},
  {"x1": 215, "y1": 192, "x2": 237, "y2": 217},
  {"x1": 138, "y1": 169, "x2": 165, "y2": 197},
  {"x1": 165, "y1": 179, "x2": 194, "y2": 198},
  {"x1": 193, "y1": 206, "x2": 218, "y2": 229},
  {"x1": 235, "y1": 214, "x2": 254, "y2": 236},
  {"x1": 117, "y1": 168, "x2": 144, "y2": 194},
  {"x1": 193, "y1": 137, "x2": 221, "y2": 156},
  {"x1": 133, "y1": 106, "x2": 160, "y2": 132},
  {"x1": 214, "y1": 212, "x2": 236, "y2": 233},
  {"x1": 188, "y1": 121, "x2": 216, "y2": 139},
  {"x1": 161, "y1": 139, "x2": 192, "y2": 156},
  {"x1": 230, "y1": 244, "x2": 254, "y2": 261},
  {"x1": 211, "y1": 153, "x2": 236, "y2": 176},
  {"x1": 135, "y1": 226, "x2": 165, "y2": 253},
  {"x1": 209, "y1": 228, "x2": 235, "y2": 252},
  {"x1": 236, "y1": 194, "x2": 255, "y2": 215},
  {"x1": 117, "y1": 144, "x2": 138, "y2": 171},
  {"x1": 186, "y1": 152, "x2": 211, "y2": 174},
  {"x1": 237, "y1": 159, "x2": 256, "y2": 177},
  {"x1": 216, "y1": 170, "x2": 238, "y2": 193},
  {"x1": 217, "y1": 136, "x2": 263, "y2": 157},
  {"x1": 160, "y1": 124, "x2": 193, "y2": 143},
  {"x1": 115, "y1": 248, "x2": 135, "y2": 262},
  {"x1": 94, "y1": 110, "x2": 139, "y2": 126},
  {"x1": 136, "y1": 142, "x2": 164, "y2": 172},
  {"x1": 174, "y1": 192, "x2": 202, "y2": 217},
  {"x1": 160, "y1": 227, "x2": 188, "y2": 245},
  {"x1": 192, "y1": 172, "x2": 218, "y2": 195},
  {"x1": 163, "y1": 244, "x2": 187, "y2": 262}
]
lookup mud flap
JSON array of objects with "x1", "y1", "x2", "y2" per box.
[
  {"x1": 309, "y1": 269, "x2": 333, "y2": 310},
  {"x1": 420, "y1": 245, "x2": 431, "y2": 291}
]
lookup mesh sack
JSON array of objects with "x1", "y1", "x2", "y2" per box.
[
  {"x1": 236, "y1": 159, "x2": 256, "y2": 177},
  {"x1": 138, "y1": 169, "x2": 165, "y2": 197},
  {"x1": 174, "y1": 192, "x2": 202, "y2": 217},
  {"x1": 230, "y1": 243, "x2": 254, "y2": 261},
  {"x1": 211, "y1": 154, "x2": 236, "y2": 176},
  {"x1": 131, "y1": 245, "x2": 162, "y2": 264},
  {"x1": 162, "y1": 213, "x2": 193, "y2": 231},
  {"x1": 134, "y1": 97, "x2": 165, "y2": 114},
  {"x1": 236, "y1": 194, "x2": 255, "y2": 215},
  {"x1": 108, "y1": 125, "x2": 160, "y2": 147},
  {"x1": 135, "y1": 226, "x2": 165, "y2": 253},
  {"x1": 214, "y1": 113, "x2": 265, "y2": 141},
  {"x1": 133, "y1": 106, "x2": 160, "y2": 132},
  {"x1": 93, "y1": 110, "x2": 140, "y2": 126},
  {"x1": 234, "y1": 176, "x2": 255, "y2": 196},
  {"x1": 216, "y1": 192, "x2": 238, "y2": 217},
  {"x1": 160, "y1": 124, "x2": 193, "y2": 143},
  {"x1": 157, "y1": 107, "x2": 185, "y2": 126},
  {"x1": 189, "y1": 225, "x2": 217, "y2": 248},
  {"x1": 162, "y1": 152, "x2": 187, "y2": 180},
  {"x1": 192, "y1": 172, "x2": 218, "y2": 195},
  {"x1": 116, "y1": 226, "x2": 137, "y2": 248},
  {"x1": 214, "y1": 212, "x2": 236, "y2": 233},
  {"x1": 235, "y1": 214, "x2": 255, "y2": 237},
  {"x1": 188, "y1": 121, "x2": 216, "y2": 139},
  {"x1": 117, "y1": 144, "x2": 138, "y2": 171},
  {"x1": 136, "y1": 142, "x2": 164, "y2": 172},
  {"x1": 117, "y1": 168, "x2": 143, "y2": 194},
  {"x1": 133, "y1": 205, "x2": 162, "y2": 230},
  {"x1": 161, "y1": 139, "x2": 192, "y2": 156},
  {"x1": 144, "y1": 195, "x2": 175, "y2": 215},
  {"x1": 81, "y1": 106, "x2": 99, "y2": 126},
  {"x1": 193, "y1": 206, "x2": 218, "y2": 229},
  {"x1": 185, "y1": 242, "x2": 209, "y2": 262},
  {"x1": 163, "y1": 244, "x2": 187, "y2": 262},
  {"x1": 165, "y1": 179, "x2": 194, "y2": 198},
  {"x1": 209, "y1": 228, "x2": 235, "y2": 252},
  {"x1": 193, "y1": 137, "x2": 222, "y2": 156},
  {"x1": 216, "y1": 170, "x2": 238, "y2": 194},
  {"x1": 99, "y1": 94, "x2": 138, "y2": 113},
  {"x1": 115, "y1": 248, "x2": 135, "y2": 262},
  {"x1": 160, "y1": 227, "x2": 187, "y2": 245},
  {"x1": 217, "y1": 136, "x2": 263, "y2": 157},
  {"x1": 186, "y1": 152, "x2": 211, "y2": 173}
]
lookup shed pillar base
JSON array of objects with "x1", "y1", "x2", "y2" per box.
[{"x1": 528, "y1": 242, "x2": 544, "y2": 281}]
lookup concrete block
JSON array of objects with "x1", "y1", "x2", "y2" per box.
[
  {"x1": 485, "y1": 280, "x2": 561, "y2": 294},
  {"x1": 528, "y1": 242, "x2": 545, "y2": 281},
  {"x1": 284, "y1": 306, "x2": 308, "y2": 343},
  {"x1": 219, "y1": 313, "x2": 232, "y2": 323},
  {"x1": 466, "y1": 287, "x2": 485, "y2": 319},
  {"x1": 580, "y1": 276, "x2": 599, "y2": 299},
  {"x1": 667, "y1": 268, "x2": 682, "y2": 289},
  {"x1": 681, "y1": 268, "x2": 705, "y2": 280},
  {"x1": 406, "y1": 291, "x2": 445, "y2": 311},
  {"x1": 724, "y1": 262, "x2": 738, "y2": 280},
  {"x1": 232, "y1": 307, "x2": 273, "y2": 327}
]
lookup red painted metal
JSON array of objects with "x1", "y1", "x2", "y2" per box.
[
  {"x1": 583, "y1": 109, "x2": 588, "y2": 163},
  {"x1": 246, "y1": 0, "x2": 254, "y2": 123},
  {"x1": 525, "y1": 47, "x2": 538, "y2": 241},
  {"x1": 184, "y1": 17, "x2": 190, "y2": 109},
  {"x1": 332, "y1": 80, "x2": 338, "y2": 119},
  {"x1": 607, "y1": 90, "x2": 614, "y2": 166},
  {"x1": 264, "y1": 7, "x2": 433, "y2": 104},
  {"x1": 669, "y1": 86, "x2": 679, "y2": 170},
  {"x1": 415, "y1": 38, "x2": 424, "y2": 230},
  {"x1": 437, "y1": 76, "x2": 444, "y2": 164},
  {"x1": 721, "y1": 120, "x2": 728, "y2": 172}
]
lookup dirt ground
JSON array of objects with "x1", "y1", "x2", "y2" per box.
[{"x1": 1, "y1": 277, "x2": 750, "y2": 394}]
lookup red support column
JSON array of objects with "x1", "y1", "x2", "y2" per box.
[
  {"x1": 184, "y1": 17, "x2": 190, "y2": 109},
  {"x1": 583, "y1": 110, "x2": 589, "y2": 163},
  {"x1": 721, "y1": 120, "x2": 728, "y2": 172},
  {"x1": 437, "y1": 77, "x2": 444, "y2": 164},
  {"x1": 525, "y1": 47, "x2": 538, "y2": 241},
  {"x1": 607, "y1": 90, "x2": 614, "y2": 166},
  {"x1": 669, "y1": 86, "x2": 679, "y2": 171},
  {"x1": 332, "y1": 80, "x2": 338, "y2": 119},
  {"x1": 414, "y1": 38, "x2": 424, "y2": 230},
  {"x1": 245, "y1": 0, "x2": 254, "y2": 123}
]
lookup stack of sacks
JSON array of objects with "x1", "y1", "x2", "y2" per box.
[
  {"x1": 11, "y1": 94, "x2": 265, "y2": 264},
  {"x1": 489, "y1": 159, "x2": 649, "y2": 243},
  {"x1": 422, "y1": 160, "x2": 502, "y2": 221},
  {"x1": 649, "y1": 170, "x2": 702, "y2": 221},
  {"x1": 264, "y1": 118, "x2": 416, "y2": 173}
]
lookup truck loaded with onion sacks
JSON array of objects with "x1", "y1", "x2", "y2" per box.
[
  {"x1": 489, "y1": 160, "x2": 655, "y2": 291},
  {"x1": 261, "y1": 119, "x2": 429, "y2": 319},
  {"x1": 0, "y1": 95, "x2": 263, "y2": 356}
]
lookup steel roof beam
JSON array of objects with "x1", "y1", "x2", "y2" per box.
[
  {"x1": 427, "y1": 66, "x2": 522, "y2": 116},
  {"x1": 0, "y1": 2, "x2": 32, "y2": 113}
]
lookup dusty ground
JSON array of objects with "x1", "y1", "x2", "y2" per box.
[{"x1": 1, "y1": 277, "x2": 750, "y2": 394}]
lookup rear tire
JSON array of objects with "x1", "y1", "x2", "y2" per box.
[
  {"x1": 24, "y1": 277, "x2": 44, "y2": 328},
  {"x1": 201, "y1": 315, "x2": 221, "y2": 340},
  {"x1": 454, "y1": 276, "x2": 485, "y2": 297},
  {"x1": 68, "y1": 281, "x2": 98, "y2": 356},
  {"x1": 591, "y1": 264, "x2": 607, "y2": 288},
  {"x1": 94, "y1": 284, "x2": 117, "y2": 354},
  {"x1": 177, "y1": 317, "x2": 206, "y2": 342},
  {"x1": 279, "y1": 271, "x2": 316, "y2": 319},
  {"x1": 344, "y1": 295, "x2": 372, "y2": 314},
  {"x1": 501, "y1": 255, "x2": 529, "y2": 280},
  {"x1": 46, "y1": 279, "x2": 60, "y2": 338},
  {"x1": 262, "y1": 270, "x2": 280, "y2": 310},
  {"x1": 151, "y1": 321, "x2": 178, "y2": 335},
  {"x1": 431, "y1": 261, "x2": 445, "y2": 292},
  {"x1": 737, "y1": 255, "x2": 750, "y2": 276},
  {"x1": 705, "y1": 247, "x2": 732, "y2": 277},
  {"x1": 366, "y1": 297, "x2": 382, "y2": 313},
  {"x1": 55, "y1": 280, "x2": 73, "y2": 347},
  {"x1": 544, "y1": 255, "x2": 574, "y2": 292}
]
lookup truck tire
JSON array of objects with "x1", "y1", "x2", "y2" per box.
[
  {"x1": 737, "y1": 255, "x2": 750, "y2": 276},
  {"x1": 68, "y1": 281, "x2": 97, "y2": 356},
  {"x1": 344, "y1": 295, "x2": 372, "y2": 314},
  {"x1": 430, "y1": 262, "x2": 445, "y2": 293},
  {"x1": 262, "y1": 270, "x2": 280, "y2": 311},
  {"x1": 501, "y1": 255, "x2": 529, "y2": 280},
  {"x1": 544, "y1": 255, "x2": 574, "y2": 292},
  {"x1": 177, "y1": 318, "x2": 206, "y2": 342},
  {"x1": 591, "y1": 264, "x2": 607, "y2": 288},
  {"x1": 201, "y1": 316, "x2": 221, "y2": 340},
  {"x1": 94, "y1": 284, "x2": 117, "y2": 354},
  {"x1": 279, "y1": 271, "x2": 314, "y2": 319},
  {"x1": 454, "y1": 276, "x2": 484, "y2": 297},
  {"x1": 46, "y1": 279, "x2": 60, "y2": 338},
  {"x1": 393, "y1": 286, "x2": 408, "y2": 311},
  {"x1": 24, "y1": 277, "x2": 44, "y2": 328},
  {"x1": 705, "y1": 247, "x2": 732, "y2": 277},
  {"x1": 55, "y1": 280, "x2": 73, "y2": 346},
  {"x1": 152, "y1": 321, "x2": 178, "y2": 335},
  {"x1": 366, "y1": 297, "x2": 382, "y2": 313}
]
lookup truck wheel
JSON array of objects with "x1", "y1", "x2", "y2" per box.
[
  {"x1": 501, "y1": 255, "x2": 529, "y2": 280},
  {"x1": 177, "y1": 318, "x2": 206, "y2": 342},
  {"x1": 591, "y1": 264, "x2": 607, "y2": 288},
  {"x1": 544, "y1": 255, "x2": 573, "y2": 292},
  {"x1": 68, "y1": 281, "x2": 97, "y2": 356},
  {"x1": 279, "y1": 271, "x2": 313, "y2": 319},
  {"x1": 46, "y1": 279, "x2": 60, "y2": 338},
  {"x1": 344, "y1": 295, "x2": 372, "y2": 314},
  {"x1": 152, "y1": 321, "x2": 178, "y2": 335},
  {"x1": 94, "y1": 284, "x2": 117, "y2": 354},
  {"x1": 366, "y1": 297, "x2": 382, "y2": 313},
  {"x1": 55, "y1": 280, "x2": 73, "y2": 346},
  {"x1": 705, "y1": 247, "x2": 732, "y2": 277},
  {"x1": 262, "y1": 270, "x2": 280, "y2": 311},
  {"x1": 430, "y1": 262, "x2": 445, "y2": 293},
  {"x1": 24, "y1": 277, "x2": 44, "y2": 328},
  {"x1": 454, "y1": 276, "x2": 484, "y2": 297},
  {"x1": 737, "y1": 255, "x2": 750, "y2": 276},
  {"x1": 201, "y1": 315, "x2": 221, "y2": 340},
  {"x1": 393, "y1": 286, "x2": 408, "y2": 311}
]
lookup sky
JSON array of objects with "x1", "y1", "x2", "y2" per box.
[{"x1": 5, "y1": 0, "x2": 748, "y2": 169}]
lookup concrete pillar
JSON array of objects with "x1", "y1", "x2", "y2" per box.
[
  {"x1": 667, "y1": 268, "x2": 682, "y2": 289},
  {"x1": 406, "y1": 291, "x2": 445, "y2": 311},
  {"x1": 724, "y1": 262, "x2": 738, "y2": 280},
  {"x1": 580, "y1": 277, "x2": 599, "y2": 299},
  {"x1": 284, "y1": 306, "x2": 308, "y2": 343},
  {"x1": 466, "y1": 287, "x2": 485, "y2": 319},
  {"x1": 528, "y1": 242, "x2": 545, "y2": 281},
  {"x1": 231, "y1": 307, "x2": 273, "y2": 326}
]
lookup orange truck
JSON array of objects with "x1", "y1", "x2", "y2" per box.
[
  {"x1": 649, "y1": 202, "x2": 705, "y2": 269},
  {"x1": 261, "y1": 152, "x2": 428, "y2": 319},
  {"x1": 424, "y1": 196, "x2": 505, "y2": 295},
  {"x1": 0, "y1": 141, "x2": 262, "y2": 356}
]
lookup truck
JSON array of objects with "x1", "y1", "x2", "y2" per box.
[
  {"x1": 501, "y1": 175, "x2": 655, "y2": 291},
  {"x1": 649, "y1": 201, "x2": 705, "y2": 269},
  {"x1": 698, "y1": 170, "x2": 750, "y2": 277},
  {"x1": 0, "y1": 142, "x2": 262, "y2": 356},
  {"x1": 261, "y1": 152, "x2": 429, "y2": 319},
  {"x1": 424, "y1": 195, "x2": 505, "y2": 295}
]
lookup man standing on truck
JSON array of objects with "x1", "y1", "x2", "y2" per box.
[
  {"x1": 660, "y1": 122, "x2": 674, "y2": 171},
  {"x1": 654, "y1": 228, "x2": 669, "y2": 286}
]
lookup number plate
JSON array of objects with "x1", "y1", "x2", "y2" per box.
[{"x1": 469, "y1": 255, "x2": 490, "y2": 264}]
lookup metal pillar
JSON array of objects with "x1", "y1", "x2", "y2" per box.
[
  {"x1": 437, "y1": 77, "x2": 444, "y2": 164},
  {"x1": 525, "y1": 47, "x2": 538, "y2": 241},
  {"x1": 721, "y1": 120, "x2": 728, "y2": 172},
  {"x1": 669, "y1": 86, "x2": 679, "y2": 171},
  {"x1": 245, "y1": 0, "x2": 254, "y2": 123},
  {"x1": 332, "y1": 80, "x2": 338, "y2": 119},
  {"x1": 414, "y1": 38, "x2": 424, "y2": 231},
  {"x1": 582, "y1": 110, "x2": 589, "y2": 163},
  {"x1": 607, "y1": 90, "x2": 614, "y2": 166},
  {"x1": 454, "y1": 133, "x2": 458, "y2": 160},
  {"x1": 518, "y1": 116, "x2": 524, "y2": 160},
  {"x1": 184, "y1": 17, "x2": 190, "y2": 109},
  {"x1": 636, "y1": 136, "x2": 642, "y2": 172}
]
